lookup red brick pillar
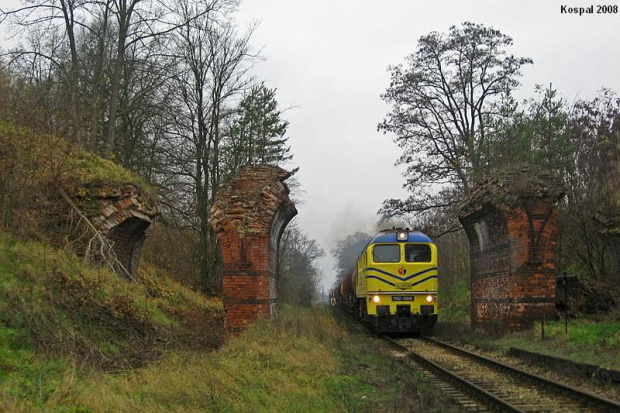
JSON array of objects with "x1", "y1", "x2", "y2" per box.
[
  {"x1": 596, "y1": 137, "x2": 620, "y2": 282},
  {"x1": 458, "y1": 168, "x2": 564, "y2": 332},
  {"x1": 210, "y1": 165, "x2": 297, "y2": 330}
]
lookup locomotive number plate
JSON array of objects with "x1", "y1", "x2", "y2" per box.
[{"x1": 392, "y1": 296, "x2": 414, "y2": 301}]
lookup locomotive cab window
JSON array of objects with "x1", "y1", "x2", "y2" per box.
[
  {"x1": 405, "y1": 244, "x2": 431, "y2": 262},
  {"x1": 372, "y1": 245, "x2": 400, "y2": 263}
]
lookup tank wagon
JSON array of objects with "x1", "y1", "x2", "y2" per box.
[{"x1": 330, "y1": 228, "x2": 438, "y2": 333}]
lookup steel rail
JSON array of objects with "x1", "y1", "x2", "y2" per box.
[
  {"x1": 383, "y1": 336, "x2": 524, "y2": 412},
  {"x1": 419, "y1": 335, "x2": 620, "y2": 412}
]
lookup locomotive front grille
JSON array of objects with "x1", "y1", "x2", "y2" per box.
[
  {"x1": 396, "y1": 305, "x2": 411, "y2": 317},
  {"x1": 376, "y1": 305, "x2": 390, "y2": 316},
  {"x1": 420, "y1": 305, "x2": 435, "y2": 315}
]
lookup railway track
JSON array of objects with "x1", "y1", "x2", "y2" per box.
[{"x1": 385, "y1": 335, "x2": 620, "y2": 412}]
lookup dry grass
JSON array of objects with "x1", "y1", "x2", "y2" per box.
[
  {"x1": 3, "y1": 293, "x2": 464, "y2": 412},
  {"x1": 60, "y1": 307, "x2": 462, "y2": 412},
  {"x1": 0, "y1": 231, "x2": 225, "y2": 411}
]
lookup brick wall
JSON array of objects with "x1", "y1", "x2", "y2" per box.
[
  {"x1": 596, "y1": 136, "x2": 620, "y2": 282},
  {"x1": 211, "y1": 165, "x2": 297, "y2": 330},
  {"x1": 459, "y1": 168, "x2": 564, "y2": 332}
]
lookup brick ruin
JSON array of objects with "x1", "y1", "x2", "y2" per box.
[
  {"x1": 595, "y1": 135, "x2": 620, "y2": 282},
  {"x1": 71, "y1": 183, "x2": 160, "y2": 278},
  {"x1": 210, "y1": 165, "x2": 297, "y2": 330},
  {"x1": 458, "y1": 168, "x2": 565, "y2": 332}
]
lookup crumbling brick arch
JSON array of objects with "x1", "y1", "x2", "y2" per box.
[
  {"x1": 463, "y1": 205, "x2": 508, "y2": 254},
  {"x1": 107, "y1": 216, "x2": 151, "y2": 277},
  {"x1": 211, "y1": 165, "x2": 297, "y2": 330},
  {"x1": 459, "y1": 168, "x2": 564, "y2": 332},
  {"x1": 73, "y1": 183, "x2": 160, "y2": 279}
]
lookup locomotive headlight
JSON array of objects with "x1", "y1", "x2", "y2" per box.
[
  {"x1": 426, "y1": 295, "x2": 434, "y2": 303},
  {"x1": 372, "y1": 295, "x2": 381, "y2": 303},
  {"x1": 396, "y1": 230, "x2": 408, "y2": 241}
]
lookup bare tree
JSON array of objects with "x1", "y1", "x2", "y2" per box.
[
  {"x1": 167, "y1": 0, "x2": 255, "y2": 293},
  {"x1": 331, "y1": 232, "x2": 371, "y2": 285},
  {"x1": 278, "y1": 221, "x2": 324, "y2": 306},
  {"x1": 1, "y1": 0, "x2": 89, "y2": 142},
  {"x1": 379, "y1": 22, "x2": 532, "y2": 221}
]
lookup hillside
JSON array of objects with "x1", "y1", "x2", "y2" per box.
[
  {"x1": 0, "y1": 231, "x2": 457, "y2": 412},
  {"x1": 0, "y1": 124, "x2": 225, "y2": 408}
]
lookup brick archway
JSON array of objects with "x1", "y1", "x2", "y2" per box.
[
  {"x1": 73, "y1": 183, "x2": 160, "y2": 278},
  {"x1": 459, "y1": 168, "x2": 565, "y2": 332},
  {"x1": 107, "y1": 216, "x2": 151, "y2": 277},
  {"x1": 211, "y1": 165, "x2": 297, "y2": 330}
]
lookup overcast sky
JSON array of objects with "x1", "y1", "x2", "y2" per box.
[{"x1": 234, "y1": 0, "x2": 620, "y2": 290}]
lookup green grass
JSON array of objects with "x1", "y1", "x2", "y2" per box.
[
  {"x1": 438, "y1": 276, "x2": 470, "y2": 323},
  {"x1": 58, "y1": 307, "x2": 460, "y2": 412},
  {"x1": 485, "y1": 318, "x2": 620, "y2": 370},
  {"x1": 0, "y1": 231, "x2": 225, "y2": 410}
]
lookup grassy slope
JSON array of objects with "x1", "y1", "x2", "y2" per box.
[
  {"x1": 0, "y1": 232, "x2": 225, "y2": 411},
  {"x1": 0, "y1": 236, "x2": 462, "y2": 413},
  {"x1": 60, "y1": 308, "x2": 461, "y2": 413},
  {"x1": 0, "y1": 231, "x2": 460, "y2": 412}
]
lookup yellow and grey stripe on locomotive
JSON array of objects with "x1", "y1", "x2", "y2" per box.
[{"x1": 355, "y1": 228, "x2": 438, "y2": 333}]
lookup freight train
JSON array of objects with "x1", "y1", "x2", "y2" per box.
[{"x1": 330, "y1": 228, "x2": 438, "y2": 333}]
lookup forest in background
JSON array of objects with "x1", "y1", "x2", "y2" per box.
[{"x1": 0, "y1": 0, "x2": 322, "y2": 305}]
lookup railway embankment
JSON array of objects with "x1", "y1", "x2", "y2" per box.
[
  {"x1": 436, "y1": 318, "x2": 620, "y2": 374},
  {"x1": 507, "y1": 347, "x2": 620, "y2": 383},
  {"x1": 430, "y1": 317, "x2": 620, "y2": 409}
]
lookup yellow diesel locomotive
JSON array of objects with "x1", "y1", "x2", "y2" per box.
[{"x1": 330, "y1": 228, "x2": 438, "y2": 333}]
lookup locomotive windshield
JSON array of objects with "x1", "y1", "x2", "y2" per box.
[
  {"x1": 405, "y1": 244, "x2": 431, "y2": 262},
  {"x1": 372, "y1": 245, "x2": 400, "y2": 262}
]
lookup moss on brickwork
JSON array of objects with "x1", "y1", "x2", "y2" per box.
[
  {"x1": 0, "y1": 123, "x2": 157, "y2": 231},
  {"x1": 459, "y1": 167, "x2": 565, "y2": 217}
]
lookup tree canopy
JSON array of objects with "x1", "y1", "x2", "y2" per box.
[
  {"x1": 225, "y1": 83, "x2": 292, "y2": 174},
  {"x1": 331, "y1": 232, "x2": 371, "y2": 285},
  {"x1": 379, "y1": 22, "x2": 532, "y2": 223}
]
